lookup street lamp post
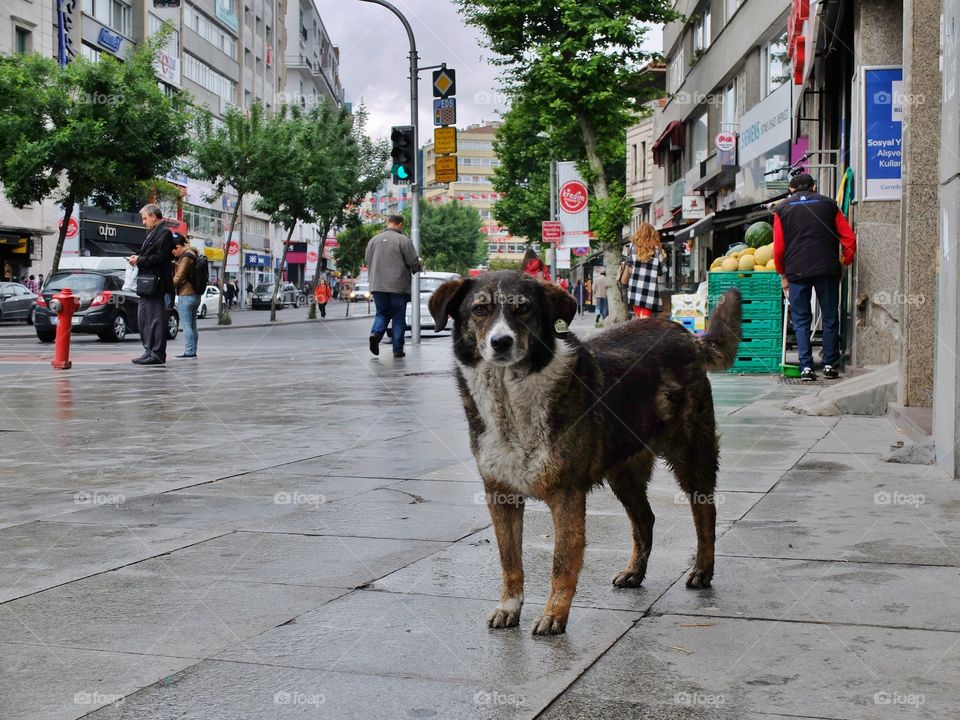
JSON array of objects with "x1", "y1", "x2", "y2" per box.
[
  {"x1": 357, "y1": 0, "x2": 421, "y2": 344},
  {"x1": 548, "y1": 158, "x2": 557, "y2": 279}
]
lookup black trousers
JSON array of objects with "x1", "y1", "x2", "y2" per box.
[{"x1": 138, "y1": 294, "x2": 167, "y2": 361}]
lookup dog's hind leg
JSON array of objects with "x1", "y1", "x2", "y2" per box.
[
  {"x1": 485, "y1": 483, "x2": 526, "y2": 629},
  {"x1": 607, "y1": 449, "x2": 656, "y2": 588},
  {"x1": 666, "y1": 429, "x2": 719, "y2": 589},
  {"x1": 532, "y1": 488, "x2": 587, "y2": 636}
]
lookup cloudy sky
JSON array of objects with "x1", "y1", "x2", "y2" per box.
[{"x1": 318, "y1": 0, "x2": 663, "y2": 142}]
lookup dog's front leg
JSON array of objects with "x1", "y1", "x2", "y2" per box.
[
  {"x1": 532, "y1": 489, "x2": 586, "y2": 636},
  {"x1": 485, "y1": 482, "x2": 525, "y2": 629}
]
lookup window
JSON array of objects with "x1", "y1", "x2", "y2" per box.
[
  {"x1": 183, "y1": 53, "x2": 236, "y2": 105},
  {"x1": 183, "y1": 204, "x2": 225, "y2": 238},
  {"x1": 694, "y1": 7, "x2": 711, "y2": 51},
  {"x1": 631, "y1": 144, "x2": 638, "y2": 180},
  {"x1": 15, "y1": 27, "x2": 31, "y2": 54},
  {"x1": 184, "y1": 5, "x2": 236, "y2": 59},
  {"x1": 722, "y1": 80, "x2": 736, "y2": 129},
  {"x1": 640, "y1": 141, "x2": 647, "y2": 180},
  {"x1": 690, "y1": 111, "x2": 708, "y2": 166},
  {"x1": 148, "y1": 13, "x2": 180, "y2": 50},
  {"x1": 82, "y1": 0, "x2": 132, "y2": 37},
  {"x1": 762, "y1": 32, "x2": 789, "y2": 97},
  {"x1": 668, "y1": 48, "x2": 685, "y2": 94},
  {"x1": 80, "y1": 43, "x2": 101, "y2": 62},
  {"x1": 725, "y1": 0, "x2": 742, "y2": 24}
]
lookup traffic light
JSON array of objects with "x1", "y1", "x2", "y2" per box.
[{"x1": 390, "y1": 125, "x2": 415, "y2": 185}]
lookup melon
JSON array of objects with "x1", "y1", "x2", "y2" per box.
[
  {"x1": 745, "y1": 221, "x2": 774, "y2": 248},
  {"x1": 754, "y1": 264, "x2": 765, "y2": 271},
  {"x1": 738, "y1": 255, "x2": 755, "y2": 271},
  {"x1": 720, "y1": 257, "x2": 739, "y2": 272},
  {"x1": 766, "y1": 259, "x2": 776, "y2": 270},
  {"x1": 753, "y1": 244, "x2": 774, "y2": 266}
]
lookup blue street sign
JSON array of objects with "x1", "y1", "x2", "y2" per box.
[{"x1": 434, "y1": 98, "x2": 457, "y2": 126}]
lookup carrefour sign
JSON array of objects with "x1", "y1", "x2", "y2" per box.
[
  {"x1": 738, "y1": 83, "x2": 792, "y2": 166},
  {"x1": 862, "y1": 66, "x2": 903, "y2": 200}
]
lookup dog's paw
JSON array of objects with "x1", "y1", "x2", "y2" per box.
[
  {"x1": 612, "y1": 568, "x2": 646, "y2": 588},
  {"x1": 487, "y1": 605, "x2": 521, "y2": 629},
  {"x1": 530, "y1": 613, "x2": 566, "y2": 636},
  {"x1": 685, "y1": 566, "x2": 714, "y2": 589}
]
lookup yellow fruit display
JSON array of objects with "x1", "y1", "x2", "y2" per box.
[
  {"x1": 720, "y1": 257, "x2": 740, "y2": 271},
  {"x1": 766, "y1": 259, "x2": 776, "y2": 270},
  {"x1": 730, "y1": 251, "x2": 742, "y2": 259},
  {"x1": 753, "y1": 244, "x2": 774, "y2": 266},
  {"x1": 738, "y1": 255, "x2": 755, "y2": 271},
  {"x1": 754, "y1": 264, "x2": 765, "y2": 271}
]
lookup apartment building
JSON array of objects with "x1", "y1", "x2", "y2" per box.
[
  {"x1": 284, "y1": 0, "x2": 342, "y2": 107},
  {"x1": 422, "y1": 122, "x2": 518, "y2": 260}
]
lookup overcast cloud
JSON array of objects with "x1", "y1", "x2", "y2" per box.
[{"x1": 318, "y1": 0, "x2": 663, "y2": 142}]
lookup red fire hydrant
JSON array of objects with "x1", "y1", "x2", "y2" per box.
[{"x1": 50, "y1": 288, "x2": 79, "y2": 370}]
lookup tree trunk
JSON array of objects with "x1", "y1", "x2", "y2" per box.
[
  {"x1": 311, "y1": 219, "x2": 332, "y2": 288},
  {"x1": 576, "y1": 110, "x2": 609, "y2": 201},
  {"x1": 50, "y1": 193, "x2": 76, "y2": 275},
  {"x1": 219, "y1": 193, "x2": 243, "y2": 325},
  {"x1": 270, "y1": 224, "x2": 296, "y2": 322}
]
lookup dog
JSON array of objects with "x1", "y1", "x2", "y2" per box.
[{"x1": 429, "y1": 271, "x2": 742, "y2": 635}]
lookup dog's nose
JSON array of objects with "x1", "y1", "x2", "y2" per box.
[{"x1": 490, "y1": 334, "x2": 514, "y2": 353}]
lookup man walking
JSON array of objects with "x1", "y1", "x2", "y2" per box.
[
  {"x1": 773, "y1": 173, "x2": 857, "y2": 381},
  {"x1": 593, "y1": 267, "x2": 609, "y2": 327},
  {"x1": 172, "y1": 236, "x2": 200, "y2": 359},
  {"x1": 129, "y1": 204, "x2": 175, "y2": 365},
  {"x1": 365, "y1": 215, "x2": 421, "y2": 358}
]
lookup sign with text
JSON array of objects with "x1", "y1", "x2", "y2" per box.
[
  {"x1": 738, "y1": 82, "x2": 791, "y2": 166},
  {"x1": 435, "y1": 156, "x2": 458, "y2": 183},
  {"x1": 225, "y1": 239, "x2": 240, "y2": 272},
  {"x1": 862, "y1": 66, "x2": 904, "y2": 200},
  {"x1": 306, "y1": 243, "x2": 319, "y2": 277},
  {"x1": 434, "y1": 127, "x2": 457, "y2": 154},
  {"x1": 555, "y1": 246, "x2": 571, "y2": 270},
  {"x1": 682, "y1": 195, "x2": 707, "y2": 220},
  {"x1": 541, "y1": 221, "x2": 562, "y2": 243},
  {"x1": 557, "y1": 162, "x2": 590, "y2": 249},
  {"x1": 433, "y1": 98, "x2": 456, "y2": 126},
  {"x1": 715, "y1": 131, "x2": 737, "y2": 167}
]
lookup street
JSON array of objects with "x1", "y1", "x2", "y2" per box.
[{"x1": 1, "y1": 314, "x2": 958, "y2": 719}]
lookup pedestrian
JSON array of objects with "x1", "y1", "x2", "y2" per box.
[
  {"x1": 224, "y1": 280, "x2": 237, "y2": 309},
  {"x1": 313, "y1": 276, "x2": 332, "y2": 318},
  {"x1": 37, "y1": 274, "x2": 44, "y2": 289},
  {"x1": 593, "y1": 267, "x2": 609, "y2": 327},
  {"x1": 24, "y1": 275, "x2": 39, "y2": 294},
  {"x1": 622, "y1": 223, "x2": 667, "y2": 319},
  {"x1": 129, "y1": 204, "x2": 175, "y2": 365},
  {"x1": 521, "y1": 247, "x2": 551, "y2": 281},
  {"x1": 573, "y1": 279, "x2": 584, "y2": 314},
  {"x1": 559, "y1": 277, "x2": 568, "y2": 292},
  {"x1": 171, "y1": 236, "x2": 200, "y2": 359},
  {"x1": 365, "y1": 214, "x2": 421, "y2": 358},
  {"x1": 773, "y1": 173, "x2": 857, "y2": 381}
]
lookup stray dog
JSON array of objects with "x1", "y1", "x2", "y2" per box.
[{"x1": 429, "y1": 271, "x2": 741, "y2": 635}]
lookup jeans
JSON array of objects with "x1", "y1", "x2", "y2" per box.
[
  {"x1": 372, "y1": 291, "x2": 408, "y2": 353},
  {"x1": 788, "y1": 275, "x2": 841, "y2": 369},
  {"x1": 178, "y1": 294, "x2": 200, "y2": 356},
  {"x1": 596, "y1": 297, "x2": 609, "y2": 319}
]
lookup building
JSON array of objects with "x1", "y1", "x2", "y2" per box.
[
  {"x1": 422, "y1": 122, "x2": 517, "y2": 261},
  {"x1": 283, "y1": 0, "x2": 343, "y2": 108}
]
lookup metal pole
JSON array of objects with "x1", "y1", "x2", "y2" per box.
[
  {"x1": 549, "y1": 159, "x2": 557, "y2": 279},
  {"x1": 358, "y1": 0, "x2": 421, "y2": 344}
]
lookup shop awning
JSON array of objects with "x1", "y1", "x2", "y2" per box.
[
  {"x1": 652, "y1": 121, "x2": 684, "y2": 166},
  {"x1": 84, "y1": 239, "x2": 139, "y2": 256},
  {"x1": 676, "y1": 213, "x2": 715, "y2": 241}
]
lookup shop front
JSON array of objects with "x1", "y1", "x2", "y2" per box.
[{"x1": 79, "y1": 207, "x2": 187, "y2": 258}]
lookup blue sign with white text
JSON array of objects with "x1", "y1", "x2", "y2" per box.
[
  {"x1": 97, "y1": 27, "x2": 123, "y2": 53},
  {"x1": 863, "y1": 67, "x2": 903, "y2": 200}
]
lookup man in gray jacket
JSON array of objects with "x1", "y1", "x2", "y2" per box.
[{"x1": 365, "y1": 215, "x2": 421, "y2": 357}]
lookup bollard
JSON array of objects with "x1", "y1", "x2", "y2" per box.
[{"x1": 50, "y1": 288, "x2": 79, "y2": 370}]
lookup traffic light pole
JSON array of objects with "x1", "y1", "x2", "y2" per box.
[{"x1": 358, "y1": 0, "x2": 421, "y2": 344}]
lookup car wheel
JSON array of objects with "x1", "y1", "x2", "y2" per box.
[
  {"x1": 167, "y1": 312, "x2": 179, "y2": 340},
  {"x1": 104, "y1": 313, "x2": 128, "y2": 342},
  {"x1": 198, "y1": 304, "x2": 207, "y2": 319},
  {"x1": 37, "y1": 329, "x2": 55, "y2": 342},
  {"x1": 27, "y1": 306, "x2": 35, "y2": 325}
]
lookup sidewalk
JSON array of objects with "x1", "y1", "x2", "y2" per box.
[{"x1": 0, "y1": 313, "x2": 957, "y2": 719}]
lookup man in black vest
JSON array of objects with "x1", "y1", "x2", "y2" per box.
[
  {"x1": 773, "y1": 174, "x2": 857, "y2": 381},
  {"x1": 129, "y1": 204, "x2": 175, "y2": 365}
]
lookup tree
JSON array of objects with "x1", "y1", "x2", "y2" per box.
[
  {"x1": 402, "y1": 201, "x2": 485, "y2": 274},
  {"x1": 0, "y1": 29, "x2": 191, "y2": 274},
  {"x1": 190, "y1": 102, "x2": 269, "y2": 325},
  {"x1": 333, "y1": 217, "x2": 382, "y2": 278},
  {"x1": 458, "y1": 0, "x2": 677, "y2": 320}
]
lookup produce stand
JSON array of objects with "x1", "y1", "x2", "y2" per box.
[{"x1": 708, "y1": 270, "x2": 784, "y2": 373}]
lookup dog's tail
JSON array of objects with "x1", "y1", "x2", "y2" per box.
[{"x1": 697, "y1": 288, "x2": 742, "y2": 371}]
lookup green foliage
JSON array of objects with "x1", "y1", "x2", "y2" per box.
[
  {"x1": 0, "y1": 30, "x2": 192, "y2": 270},
  {"x1": 402, "y1": 201, "x2": 485, "y2": 274},
  {"x1": 190, "y1": 101, "x2": 269, "y2": 206},
  {"x1": 334, "y1": 217, "x2": 382, "y2": 277},
  {"x1": 487, "y1": 257, "x2": 522, "y2": 271}
]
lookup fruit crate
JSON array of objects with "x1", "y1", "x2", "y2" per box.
[
  {"x1": 736, "y1": 335, "x2": 782, "y2": 355},
  {"x1": 708, "y1": 271, "x2": 782, "y2": 300},
  {"x1": 739, "y1": 296, "x2": 783, "y2": 318},
  {"x1": 729, "y1": 354, "x2": 782, "y2": 374},
  {"x1": 739, "y1": 315, "x2": 783, "y2": 338}
]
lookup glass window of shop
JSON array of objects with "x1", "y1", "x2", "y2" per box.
[
  {"x1": 183, "y1": 204, "x2": 224, "y2": 238},
  {"x1": 82, "y1": 0, "x2": 132, "y2": 37},
  {"x1": 762, "y1": 32, "x2": 789, "y2": 98}
]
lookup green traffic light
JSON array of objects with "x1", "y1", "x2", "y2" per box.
[{"x1": 397, "y1": 166, "x2": 409, "y2": 179}]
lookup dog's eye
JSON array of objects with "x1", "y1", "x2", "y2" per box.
[{"x1": 471, "y1": 305, "x2": 490, "y2": 317}]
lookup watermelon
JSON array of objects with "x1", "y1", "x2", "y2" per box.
[{"x1": 745, "y1": 221, "x2": 773, "y2": 248}]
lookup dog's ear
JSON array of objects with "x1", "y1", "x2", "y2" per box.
[
  {"x1": 543, "y1": 281, "x2": 577, "y2": 328},
  {"x1": 429, "y1": 278, "x2": 473, "y2": 332}
]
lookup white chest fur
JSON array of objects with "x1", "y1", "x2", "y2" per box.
[{"x1": 459, "y1": 344, "x2": 575, "y2": 496}]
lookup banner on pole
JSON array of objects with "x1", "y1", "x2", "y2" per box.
[{"x1": 557, "y1": 162, "x2": 590, "y2": 249}]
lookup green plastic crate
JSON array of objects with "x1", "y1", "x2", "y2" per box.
[
  {"x1": 729, "y1": 354, "x2": 782, "y2": 373},
  {"x1": 708, "y1": 271, "x2": 782, "y2": 299},
  {"x1": 739, "y1": 296, "x2": 784, "y2": 318},
  {"x1": 736, "y1": 335, "x2": 782, "y2": 355},
  {"x1": 739, "y1": 316, "x2": 783, "y2": 338}
]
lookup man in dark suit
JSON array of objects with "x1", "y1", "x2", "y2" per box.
[{"x1": 129, "y1": 204, "x2": 175, "y2": 365}]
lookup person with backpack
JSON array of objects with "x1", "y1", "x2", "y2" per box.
[{"x1": 172, "y1": 236, "x2": 201, "y2": 359}]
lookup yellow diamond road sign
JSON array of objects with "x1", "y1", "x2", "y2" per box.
[
  {"x1": 432, "y1": 68, "x2": 456, "y2": 99},
  {"x1": 434, "y1": 127, "x2": 457, "y2": 155},
  {"x1": 435, "y1": 155, "x2": 458, "y2": 183}
]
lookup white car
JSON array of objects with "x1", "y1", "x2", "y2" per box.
[
  {"x1": 406, "y1": 272, "x2": 462, "y2": 332},
  {"x1": 195, "y1": 285, "x2": 221, "y2": 318}
]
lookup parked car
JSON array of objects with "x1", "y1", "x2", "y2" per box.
[
  {"x1": 349, "y1": 282, "x2": 373, "y2": 302},
  {"x1": 250, "y1": 282, "x2": 303, "y2": 310},
  {"x1": 195, "y1": 285, "x2": 221, "y2": 319},
  {"x1": 0, "y1": 282, "x2": 38, "y2": 324},
  {"x1": 406, "y1": 272, "x2": 462, "y2": 331},
  {"x1": 34, "y1": 269, "x2": 179, "y2": 343}
]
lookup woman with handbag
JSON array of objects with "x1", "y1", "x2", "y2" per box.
[{"x1": 620, "y1": 223, "x2": 667, "y2": 319}]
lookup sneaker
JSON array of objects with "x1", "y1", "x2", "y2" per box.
[
  {"x1": 823, "y1": 365, "x2": 839, "y2": 379},
  {"x1": 393, "y1": 351, "x2": 405, "y2": 358},
  {"x1": 175, "y1": 353, "x2": 197, "y2": 359},
  {"x1": 369, "y1": 332, "x2": 382, "y2": 356},
  {"x1": 800, "y1": 367, "x2": 817, "y2": 382}
]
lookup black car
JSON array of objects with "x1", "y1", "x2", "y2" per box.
[
  {"x1": 250, "y1": 282, "x2": 304, "y2": 310},
  {"x1": 34, "y1": 270, "x2": 180, "y2": 343},
  {"x1": 0, "y1": 282, "x2": 38, "y2": 324}
]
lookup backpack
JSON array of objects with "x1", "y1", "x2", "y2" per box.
[{"x1": 191, "y1": 251, "x2": 210, "y2": 294}]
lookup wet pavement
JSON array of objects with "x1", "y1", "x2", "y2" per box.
[{"x1": 1, "y1": 313, "x2": 958, "y2": 719}]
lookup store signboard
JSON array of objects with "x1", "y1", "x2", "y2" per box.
[
  {"x1": 682, "y1": 195, "x2": 706, "y2": 220},
  {"x1": 738, "y1": 83, "x2": 791, "y2": 167},
  {"x1": 305, "y1": 243, "x2": 319, "y2": 277},
  {"x1": 862, "y1": 66, "x2": 904, "y2": 201}
]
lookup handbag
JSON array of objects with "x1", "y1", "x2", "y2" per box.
[{"x1": 136, "y1": 272, "x2": 160, "y2": 297}]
